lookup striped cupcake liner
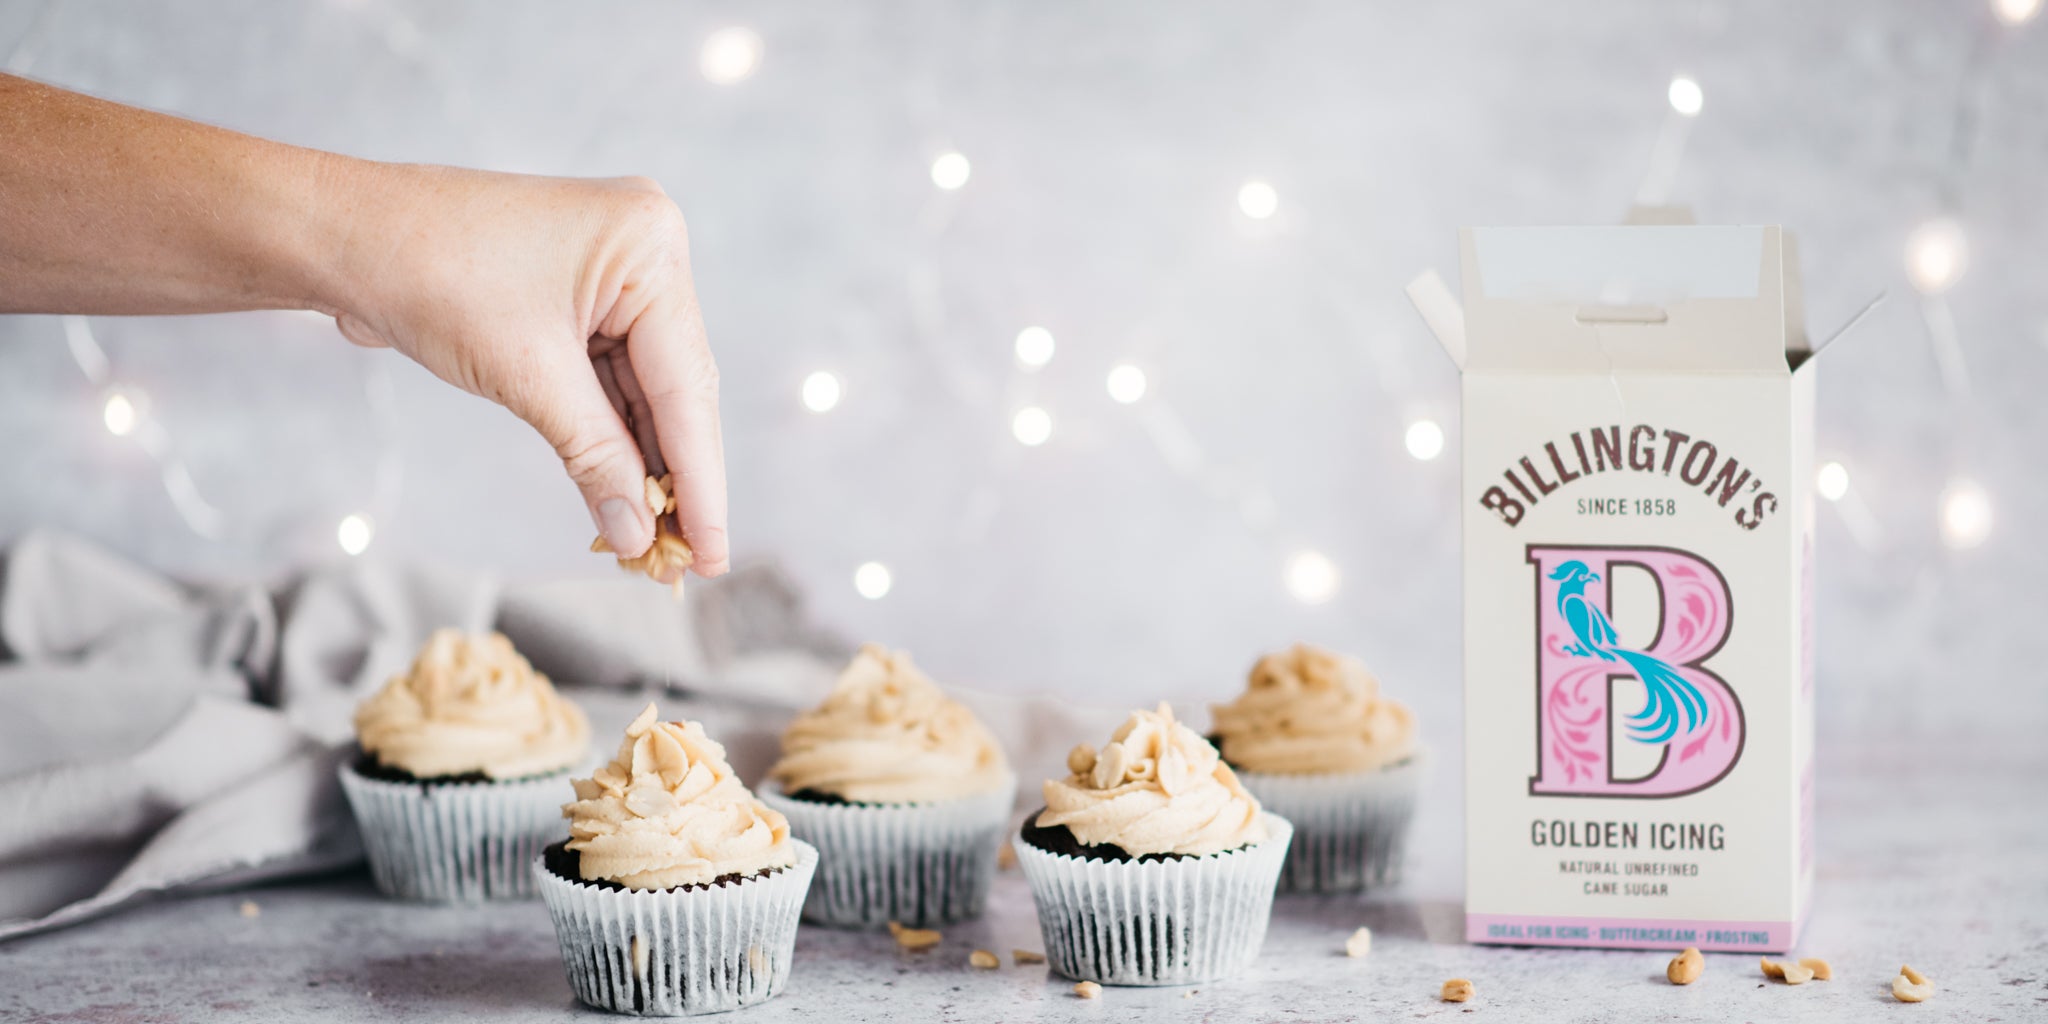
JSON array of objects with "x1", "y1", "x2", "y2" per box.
[
  {"x1": 534, "y1": 841, "x2": 819, "y2": 1017},
  {"x1": 1235, "y1": 754, "x2": 1422, "y2": 893},
  {"x1": 336, "y1": 761, "x2": 576, "y2": 902},
  {"x1": 1014, "y1": 812, "x2": 1292, "y2": 987},
  {"x1": 758, "y1": 777, "x2": 1014, "y2": 928}
]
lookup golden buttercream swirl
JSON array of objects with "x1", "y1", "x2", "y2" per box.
[
  {"x1": 1035, "y1": 703, "x2": 1267, "y2": 858},
  {"x1": 563, "y1": 703, "x2": 797, "y2": 889},
  {"x1": 1209, "y1": 643, "x2": 1418, "y2": 775},
  {"x1": 353, "y1": 629, "x2": 590, "y2": 779},
  {"x1": 768, "y1": 644, "x2": 1010, "y2": 803}
]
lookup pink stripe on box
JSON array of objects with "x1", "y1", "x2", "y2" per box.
[{"x1": 1467, "y1": 914, "x2": 1796, "y2": 952}]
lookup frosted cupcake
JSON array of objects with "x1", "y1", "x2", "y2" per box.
[
  {"x1": 536, "y1": 704, "x2": 819, "y2": 1017},
  {"x1": 759, "y1": 644, "x2": 1013, "y2": 927},
  {"x1": 1015, "y1": 703, "x2": 1292, "y2": 986},
  {"x1": 338, "y1": 629, "x2": 591, "y2": 901},
  {"x1": 1209, "y1": 643, "x2": 1420, "y2": 892}
]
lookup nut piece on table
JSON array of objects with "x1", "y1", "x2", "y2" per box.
[
  {"x1": 1073, "y1": 980, "x2": 1102, "y2": 1000},
  {"x1": 1892, "y1": 964, "x2": 1933, "y2": 1003},
  {"x1": 590, "y1": 474, "x2": 693, "y2": 594},
  {"x1": 1012, "y1": 949, "x2": 1046, "y2": 965},
  {"x1": 886, "y1": 921, "x2": 942, "y2": 951},
  {"x1": 1440, "y1": 978, "x2": 1475, "y2": 1003},
  {"x1": 1760, "y1": 957, "x2": 1814, "y2": 984},
  {"x1": 969, "y1": 949, "x2": 999, "y2": 969},
  {"x1": 1797, "y1": 957, "x2": 1832, "y2": 981},
  {"x1": 1666, "y1": 947, "x2": 1704, "y2": 985},
  {"x1": 1344, "y1": 927, "x2": 1373, "y2": 959}
]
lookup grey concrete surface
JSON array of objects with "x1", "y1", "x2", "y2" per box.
[{"x1": 4, "y1": 720, "x2": 2041, "y2": 1023}]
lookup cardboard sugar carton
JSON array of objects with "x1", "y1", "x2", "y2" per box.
[{"x1": 1410, "y1": 225, "x2": 1850, "y2": 952}]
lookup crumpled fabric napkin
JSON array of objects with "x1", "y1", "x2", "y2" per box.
[{"x1": 0, "y1": 531, "x2": 1122, "y2": 942}]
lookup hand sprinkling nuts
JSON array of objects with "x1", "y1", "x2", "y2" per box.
[
  {"x1": 1344, "y1": 927, "x2": 1372, "y2": 959},
  {"x1": 1892, "y1": 964, "x2": 1933, "y2": 1003},
  {"x1": 591, "y1": 474, "x2": 693, "y2": 595},
  {"x1": 1666, "y1": 947, "x2": 1703, "y2": 985},
  {"x1": 1440, "y1": 978, "x2": 1475, "y2": 1003},
  {"x1": 1073, "y1": 980, "x2": 1102, "y2": 1000}
]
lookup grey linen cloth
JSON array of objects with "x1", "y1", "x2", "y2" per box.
[{"x1": 0, "y1": 531, "x2": 1118, "y2": 942}]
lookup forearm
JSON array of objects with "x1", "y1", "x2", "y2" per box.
[{"x1": 0, "y1": 73, "x2": 369, "y2": 315}]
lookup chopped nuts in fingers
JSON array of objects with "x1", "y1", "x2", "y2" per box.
[
  {"x1": 1892, "y1": 965, "x2": 1933, "y2": 1003},
  {"x1": 969, "y1": 950, "x2": 999, "y2": 969},
  {"x1": 1666, "y1": 947, "x2": 1703, "y2": 985},
  {"x1": 1344, "y1": 927, "x2": 1373, "y2": 959},
  {"x1": 1440, "y1": 979, "x2": 1475, "y2": 1003},
  {"x1": 1073, "y1": 980, "x2": 1102, "y2": 1000}
]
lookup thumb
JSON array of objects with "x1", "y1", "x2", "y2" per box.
[{"x1": 517, "y1": 348, "x2": 654, "y2": 558}]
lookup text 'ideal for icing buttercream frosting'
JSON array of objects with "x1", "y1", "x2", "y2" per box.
[
  {"x1": 1036, "y1": 703, "x2": 1267, "y2": 858},
  {"x1": 1208, "y1": 643, "x2": 1417, "y2": 775},
  {"x1": 768, "y1": 644, "x2": 1010, "y2": 803},
  {"x1": 563, "y1": 703, "x2": 796, "y2": 890},
  {"x1": 353, "y1": 629, "x2": 591, "y2": 780}
]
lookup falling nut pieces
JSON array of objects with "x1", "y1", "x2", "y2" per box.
[
  {"x1": 1892, "y1": 964, "x2": 1933, "y2": 1003},
  {"x1": 1344, "y1": 927, "x2": 1372, "y2": 959},
  {"x1": 886, "y1": 921, "x2": 942, "y2": 951},
  {"x1": 1440, "y1": 979, "x2": 1475, "y2": 1003},
  {"x1": 1073, "y1": 981, "x2": 1102, "y2": 1000},
  {"x1": 1666, "y1": 947, "x2": 1703, "y2": 985},
  {"x1": 969, "y1": 950, "x2": 999, "y2": 970},
  {"x1": 591, "y1": 474, "x2": 693, "y2": 593}
]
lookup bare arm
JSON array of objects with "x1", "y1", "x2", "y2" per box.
[{"x1": 0, "y1": 73, "x2": 728, "y2": 579}]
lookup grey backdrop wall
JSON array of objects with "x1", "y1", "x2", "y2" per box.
[{"x1": 3, "y1": 1, "x2": 2043, "y2": 738}]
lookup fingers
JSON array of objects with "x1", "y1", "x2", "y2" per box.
[
  {"x1": 529, "y1": 345, "x2": 655, "y2": 559},
  {"x1": 626, "y1": 284, "x2": 729, "y2": 577}
]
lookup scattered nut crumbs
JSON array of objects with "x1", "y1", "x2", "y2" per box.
[
  {"x1": 1440, "y1": 979, "x2": 1475, "y2": 1003},
  {"x1": 1760, "y1": 957, "x2": 1814, "y2": 985},
  {"x1": 1012, "y1": 950, "x2": 1046, "y2": 965},
  {"x1": 969, "y1": 950, "x2": 999, "y2": 969},
  {"x1": 1073, "y1": 981, "x2": 1102, "y2": 1000},
  {"x1": 237, "y1": 900, "x2": 260, "y2": 919},
  {"x1": 1892, "y1": 964, "x2": 1933, "y2": 1003},
  {"x1": 1344, "y1": 927, "x2": 1372, "y2": 959},
  {"x1": 886, "y1": 921, "x2": 942, "y2": 951},
  {"x1": 1666, "y1": 947, "x2": 1703, "y2": 985},
  {"x1": 1798, "y1": 957, "x2": 1832, "y2": 981},
  {"x1": 591, "y1": 474, "x2": 693, "y2": 594}
]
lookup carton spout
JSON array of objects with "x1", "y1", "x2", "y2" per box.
[{"x1": 1406, "y1": 269, "x2": 1468, "y2": 370}]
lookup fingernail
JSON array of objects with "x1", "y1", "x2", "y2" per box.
[{"x1": 595, "y1": 498, "x2": 645, "y2": 554}]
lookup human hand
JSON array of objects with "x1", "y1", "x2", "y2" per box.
[{"x1": 323, "y1": 165, "x2": 726, "y2": 582}]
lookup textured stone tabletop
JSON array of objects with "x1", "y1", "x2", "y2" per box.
[{"x1": 4, "y1": 724, "x2": 2042, "y2": 1023}]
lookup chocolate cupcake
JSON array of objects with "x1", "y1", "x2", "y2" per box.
[
  {"x1": 1015, "y1": 703, "x2": 1292, "y2": 986},
  {"x1": 758, "y1": 645, "x2": 1013, "y2": 927},
  {"x1": 535, "y1": 704, "x2": 818, "y2": 1017},
  {"x1": 1209, "y1": 643, "x2": 1421, "y2": 892},
  {"x1": 337, "y1": 629, "x2": 591, "y2": 901}
]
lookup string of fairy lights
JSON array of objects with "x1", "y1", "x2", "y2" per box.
[{"x1": 56, "y1": 3, "x2": 2035, "y2": 590}]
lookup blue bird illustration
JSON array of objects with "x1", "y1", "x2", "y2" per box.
[{"x1": 1548, "y1": 560, "x2": 1708, "y2": 745}]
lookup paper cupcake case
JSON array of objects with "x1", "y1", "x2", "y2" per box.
[
  {"x1": 759, "y1": 776, "x2": 1014, "y2": 928},
  {"x1": 534, "y1": 841, "x2": 819, "y2": 1017},
  {"x1": 1015, "y1": 812, "x2": 1293, "y2": 987},
  {"x1": 337, "y1": 762, "x2": 575, "y2": 901},
  {"x1": 1234, "y1": 752, "x2": 1423, "y2": 893}
]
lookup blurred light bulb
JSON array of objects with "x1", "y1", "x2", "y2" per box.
[
  {"x1": 1285, "y1": 550, "x2": 1340, "y2": 605},
  {"x1": 1906, "y1": 219, "x2": 1968, "y2": 295},
  {"x1": 1011, "y1": 406, "x2": 1053, "y2": 446},
  {"x1": 1237, "y1": 179, "x2": 1279, "y2": 220},
  {"x1": 1667, "y1": 76, "x2": 1704, "y2": 117},
  {"x1": 1993, "y1": 0, "x2": 2041, "y2": 25},
  {"x1": 801, "y1": 371, "x2": 841, "y2": 413},
  {"x1": 1815, "y1": 461, "x2": 1850, "y2": 502},
  {"x1": 337, "y1": 514, "x2": 374, "y2": 556},
  {"x1": 1014, "y1": 326, "x2": 1055, "y2": 368},
  {"x1": 854, "y1": 561, "x2": 892, "y2": 599},
  {"x1": 102, "y1": 391, "x2": 138, "y2": 437},
  {"x1": 1106, "y1": 364, "x2": 1147, "y2": 404},
  {"x1": 1940, "y1": 480, "x2": 1992, "y2": 550},
  {"x1": 699, "y1": 27, "x2": 763, "y2": 85},
  {"x1": 1404, "y1": 419, "x2": 1445, "y2": 461},
  {"x1": 930, "y1": 152, "x2": 971, "y2": 190}
]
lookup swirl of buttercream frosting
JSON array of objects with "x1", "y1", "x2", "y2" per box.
[
  {"x1": 1208, "y1": 643, "x2": 1417, "y2": 775},
  {"x1": 768, "y1": 644, "x2": 1010, "y2": 803},
  {"x1": 1035, "y1": 703, "x2": 1267, "y2": 858},
  {"x1": 353, "y1": 629, "x2": 590, "y2": 779},
  {"x1": 563, "y1": 703, "x2": 797, "y2": 890}
]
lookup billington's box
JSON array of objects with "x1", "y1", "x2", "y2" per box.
[{"x1": 1415, "y1": 225, "x2": 1826, "y2": 952}]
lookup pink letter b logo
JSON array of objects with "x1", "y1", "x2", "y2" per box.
[{"x1": 1526, "y1": 545, "x2": 1745, "y2": 798}]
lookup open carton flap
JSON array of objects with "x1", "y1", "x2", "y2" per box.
[{"x1": 1459, "y1": 225, "x2": 1796, "y2": 375}]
